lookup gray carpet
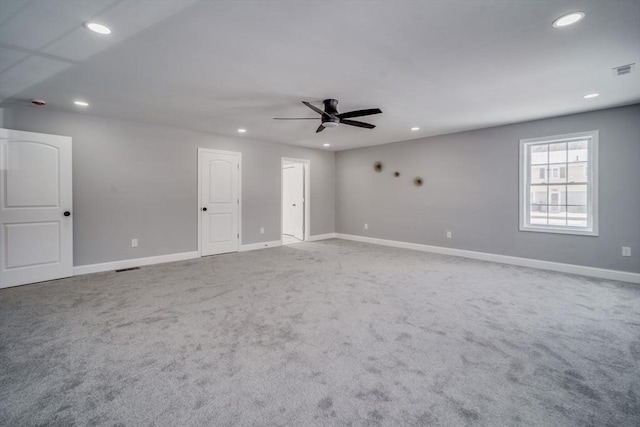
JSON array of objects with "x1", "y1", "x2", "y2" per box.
[{"x1": 1, "y1": 239, "x2": 639, "y2": 426}]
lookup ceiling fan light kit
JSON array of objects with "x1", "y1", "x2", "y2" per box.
[{"x1": 275, "y1": 99, "x2": 382, "y2": 133}]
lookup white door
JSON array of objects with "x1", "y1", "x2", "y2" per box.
[
  {"x1": 282, "y1": 163, "x2": 304, "y2": 240},
  {"x1": 199, "y1": 149, "x2": 240, "y2": 256},
  {"x1": 0, "y1": 128, "x2": 73, "y2": 288},
  {"x1": 282, "y1": 165, "x2": 294, "y2": 236}
]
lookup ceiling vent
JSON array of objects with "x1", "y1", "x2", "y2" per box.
[{"x1": 612, "y1": 63, "x2": 635, "y2": 77}]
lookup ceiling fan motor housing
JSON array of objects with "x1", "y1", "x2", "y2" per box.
[
  {"x1": 322, "y1": 99, "x2": 340, "y2": 127},
  {"x1": 323, "y1": 99, "x2": 339, "y2": 114}
]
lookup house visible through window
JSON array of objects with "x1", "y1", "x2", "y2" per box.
[{"x1": 519, "y1": 131, "x2": 598, "y2": 235}]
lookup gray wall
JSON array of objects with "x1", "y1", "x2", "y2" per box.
[
  {"x1": 336, "y1": 104, "x2": 640, "y2": 273},
  {"x1": 5, "y1": 104, "x2": 638, "y2": 273},
  {"x1": 4, "y1": 107, "x2": 335, "y2": 266}
]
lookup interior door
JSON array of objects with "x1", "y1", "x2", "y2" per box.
[
  {"x1": 199, "y1": 149, "x2": 240, "y2": 256},
  {"x1": 0, "y1": 128, "x2": 73, "y2": 288},
  {"x1": 282, "y1": 164, "x2": 304, "y2": 239},
  {"x1": 282, "y1": 165, "x2": 295, "y2": 236},
  {"x1": 290, "y1": 163, "x2": 304, "y2": 240}
]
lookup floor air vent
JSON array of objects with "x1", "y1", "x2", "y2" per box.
[
  {"x1": 613, "y1": 63, "x2": 634, "y2": 77},
  {"x1": 115, "y1": 267, "x2": 140, "y2": 273}
]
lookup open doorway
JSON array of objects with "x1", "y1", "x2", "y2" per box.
[{"x1": 281, "y1": 158, "x2": 310, "y2": 245}]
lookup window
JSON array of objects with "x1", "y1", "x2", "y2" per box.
[
  {"x1": 549, "y1": 166, "x2": 566, "y2": 179},
  {"x1": 519, "y1": 131, "x2": 598, "y2": 235}
]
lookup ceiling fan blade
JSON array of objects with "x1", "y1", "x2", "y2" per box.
[
  {"x1": 340, "y1": 119, "x2": 376, "y2": 129},
  {"x1": 337, "y1": 108, "x2": 382, "y2": 119},
  {"x1": 273, "y1": 118, "x2": 319, "y2": 120},
  {"x1": 316, "y1": 124, "x2": 325, "y2": 133},
  {"x1": 302, "y1": 101, "x2": 326, "y2": 116}
]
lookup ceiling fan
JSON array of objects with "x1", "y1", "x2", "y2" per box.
[{"x1": 274, "y1": 99, "x2": 382, "y2": 133}]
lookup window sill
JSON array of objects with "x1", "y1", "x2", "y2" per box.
[{"x1": 519, "y1": 225, "x2": 598, "y2": 237}]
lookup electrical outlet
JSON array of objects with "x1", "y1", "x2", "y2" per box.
[
  {"x1": 364, "y1": 223, "x2": 368, "y2": 230},
  {"x1": 446, "y1": 231, "x2": 452, "y2": 239},
  {"x1": 260, "y1": 227, "x2": 264, "y2": 234},
  {"x1": 622, "y1": 246, "x2": 631, "y2": 257},
  {"x1": 131, "y1": 238, "x2": 138, "y2": 248}
]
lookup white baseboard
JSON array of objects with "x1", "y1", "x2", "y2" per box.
[
  {"x1": 335, "y1": 233, "x2": 640, "y2": 284},
  {"x1": 309, "y1": 233, "x2": 336, "y2": 241},
  {"x1": 73, "y1": 251, "x2": 200, "y2": 276},
  {"x1": 240, "y1": 240, "x2": 282, "y2": 252},
  {"x1": 71, "y1": 235, "x2": 639, "y2": 284},
  {"x1": 241, "y1": 235, "x2": 335, "y2": 251}
]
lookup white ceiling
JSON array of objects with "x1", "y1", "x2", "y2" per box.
[{"x1": 1, "y1": 0, "x2": 639, "y2": 151}]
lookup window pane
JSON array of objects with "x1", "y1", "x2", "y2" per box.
[
  {"x1": 548, "y1": 185, "x2": 566, "y2": 206},
  {"x1": 567, "y1": 184, "x2": 587, "y2": 205},
  {"x1": 568, "y1": 140, "x2": 588, "y2": 163},
  {"x1": 567, "y1": 206, "x2": 587, "y2": 227},
  {"x1": 530, "y1": 144, "x2": 548, "y2": 165},
  {"x1": 531, "y1": 166, "x2": 547, "y2": 184},
  {"x1": 548, "y1": 206, "x2": 567, "y2": 226},
  {"x1": 530, "y1": 205, "x2": 547, "y2": 224},
  {"x1": 549, "y1": 165, "x2": 567, "y2": 184},
  {"x1": 568, "y1": 162, "x2": 587, "y2": 183},
  {"x1": 530, "y1": 186, "x2": 547, "y2": 204},
  {"x1": 549, "y1": 142, "x2": 567, "y2": 163}
]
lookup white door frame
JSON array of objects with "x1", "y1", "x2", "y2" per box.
[
  {"x1": 281, "y1": 157, "x2": 310, "y2": 242},
  {"x1": 197, "y1": 148, "x2": 242, "y2": 256}
]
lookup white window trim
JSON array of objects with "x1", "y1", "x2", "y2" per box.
[{"x1": 519, "y1": 130, "x2": 599, "y2": 236}]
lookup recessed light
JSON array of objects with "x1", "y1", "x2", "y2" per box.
[
  {"x1": 411, "y1": 127, "x2": 420, "y2": 131},
  {"x1": 84, "y1": 21, "x2": 112, "y2": 35},
  {"x1": 553, "y1": 12, "x2": 584, "y2": 28},
  {"x1": 323, "y1": 143, "x2": 330, "y2": 147},
  {"x1": 237, "y1": 128, "x2": 247, "y2": 133},
  {"x1": 583, "y1": 93, "x2": 599, "y2": 99},
  {"x1": 73, "y1": 100, "x2": 89, "y2": 107}
]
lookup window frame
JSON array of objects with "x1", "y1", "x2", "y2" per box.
[{"x1": 519, "y1": 130, "x2": 599, "y2": 236}]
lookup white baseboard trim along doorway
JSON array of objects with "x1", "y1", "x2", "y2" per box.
[
  {"x1": 309, "y1": 233, "x2": 337, "y2": 241},
  {"x1": 240, "y1": 240, "x2": 282, "y2": 252},
  {"x1": 239, "y1": 234, "x2": 337, "y2": 251},
  {"x1": 335, "y1": 233, "x2": 640, "y2": 284}
]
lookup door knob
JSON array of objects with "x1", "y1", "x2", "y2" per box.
[
  {"x1": 202, "y1": 207, "x2": 207, "y2": 211},
  {"x1": 63, "y1": 211, "x2": 71, "y2": 217}
]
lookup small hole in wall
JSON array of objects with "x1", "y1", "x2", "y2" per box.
[
  {"x1": 374, "y1": 161, "x2": 383, "y2": 172},
  {"x1": 394, "y1": 171, "x2": 400, "y2": 177},
  {"x1": 414, "y1": 177, "x2": 423, "y2": 186}
]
